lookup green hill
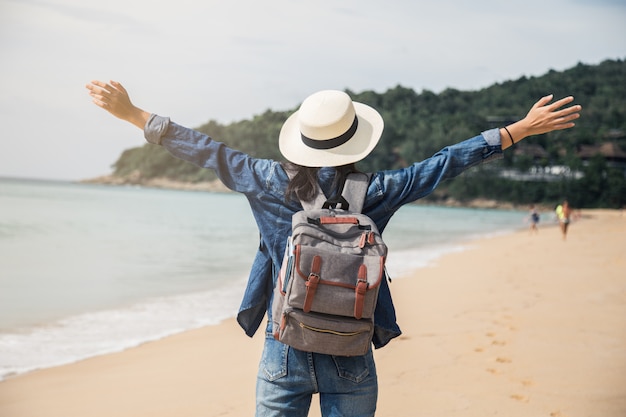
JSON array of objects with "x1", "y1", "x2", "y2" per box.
[{"x1": 107, "y1": 59, "x2": 626, "y2": 208}]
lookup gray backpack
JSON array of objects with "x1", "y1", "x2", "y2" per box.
[{"x1": 271, "y1": 172, "x2": 387, "y2": 356}]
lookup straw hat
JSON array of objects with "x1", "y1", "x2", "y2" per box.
[{"x1": 279, "y1": 90, "x2": 384, "y2": 167}]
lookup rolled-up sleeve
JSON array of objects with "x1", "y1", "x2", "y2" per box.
[
  {"x1": 481, "y1": 128, "x2": 502, "y2": 147},
  {"x1": 144, "y1": 114, "x2": 171, "y2": 145}
]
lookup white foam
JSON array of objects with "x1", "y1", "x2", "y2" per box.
[
  {"x1": 0, "y1": 281, "x2": 245, "y2": 381},
  {"x1": 386, "y1": 243, "x2": 467, "y2": 279}
]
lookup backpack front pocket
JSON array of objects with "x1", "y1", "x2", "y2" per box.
[{"x1": 278, "y1": 308, "x2": 373, "y2": 357}]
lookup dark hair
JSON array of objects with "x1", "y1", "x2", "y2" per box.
[{"x1": 283, "y1": 162, "x2": 359, "y2": 203}]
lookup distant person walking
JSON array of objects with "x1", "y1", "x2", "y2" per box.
[
  {"x1": 556, "y1": 200, "x2": 572, "y2": 240},
  {"x1": 528, "y1": 205, "x2": 540, "y2": 234}
]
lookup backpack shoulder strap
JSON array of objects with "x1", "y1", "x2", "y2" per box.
[
  {"x1": 341, "y1": 172, "x2": 371, "y2": 214},
  {"x1": 285, "y1": 168, "x2": 371, "y2": 213}
]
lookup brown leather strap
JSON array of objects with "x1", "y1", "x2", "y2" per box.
[
  {"x1": 303, "y1": 256, "x2": 322, "y2": 313},
  {"x1": 319, "y1": 216, "x2": 359, "y2": 225},
  {"x1": 354, "y1": 264, "x2": 368, "y2": 319},
  {"x1": 358, "y1": 232, "x2": 367, "y2": 249}
]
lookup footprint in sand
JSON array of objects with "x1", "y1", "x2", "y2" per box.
[
  {"x1": 476, "y1": 333, "x2": 509, "y2": 360},
  {"x1": 492, "y1": 314, "x2": 518, "y2": 332},
  {"x1": 520, "y1": 379, "x2": 534, "y2": 387},
  {"x1": 510, "y1": 394, "x2": 529, "y2": 402},
  {"x1": 496, "y1": 357, "x2": 512, "y2": 364},
  {"x1": 485, "y1": 332, "x2": 508, "y2": 345}
]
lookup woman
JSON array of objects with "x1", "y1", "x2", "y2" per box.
[
  {"x1": 556, "y1": 199, "x2": 573, "y2": 240},
  {"x1": 86, "y1": 80, "x2": 581, "y2": 416}
]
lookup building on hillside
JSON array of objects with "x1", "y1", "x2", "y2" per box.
[
  {"x1": 577, "y1": 142, "x2": 626, "y2": 170},
  {"x1": 500, "y1": 140, "x2": 626, "y2": 182}
]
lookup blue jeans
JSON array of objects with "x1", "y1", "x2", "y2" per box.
[{"x1": 256, "y1": 334, "x2": 378, "y2": 417}]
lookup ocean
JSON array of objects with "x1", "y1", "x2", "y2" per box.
[{"x1": 0, "y1": 177, "x2": 527, "y2": 380}]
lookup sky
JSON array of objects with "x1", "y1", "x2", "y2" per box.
[{"x1": 0, "y1": 0, "x2": 624, "y2": 181}]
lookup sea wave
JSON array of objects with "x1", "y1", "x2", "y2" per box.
[
  {"x1": 0, "y1": 280, "x2": 245, "y2": 381},
  {"x1": 1, "y1": 179, "x2": 527, "y2": 381},
  {"x1": 0, "y1": 230, "x2": 520, "y2": 381}
]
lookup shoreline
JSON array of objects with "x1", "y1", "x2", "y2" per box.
[
  {"x1": 80, "y1": 175, "x2": 532, "y2": 210},
  {"x1": 0, "y1": 194, "x2": 529, "y2": 383},
  {"x1": 0, "y1": 214, "x2": 523, "y2": 383},
  {"x1": 1, "y1": 209, "x2": 624, "y2": 416}
]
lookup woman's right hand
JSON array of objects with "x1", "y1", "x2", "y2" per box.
[
  {"x1": 521, "y1": 95, "x2": 582, "y2": 136},
  {"x1": 501, "y1": 95, "x2": 582, "y2": 149}
]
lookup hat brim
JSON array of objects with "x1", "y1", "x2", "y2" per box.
[{"x1": 278, "y1": 102, "x2": 384, "y2": 167}]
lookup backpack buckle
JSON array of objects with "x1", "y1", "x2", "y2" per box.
[
  {"x1": 303, "y1": 273, "x2": 320, "y2": 313},
  {"x1": 303, "y1": 255, "x2": 322, "y2": 313},
  {"x1": 354, "y1": 278, "x2": 368, "y2": 319}
]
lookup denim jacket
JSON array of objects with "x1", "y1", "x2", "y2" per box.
[{"x1": 144, "y1": 114, "x2": 503, "y2": 349}]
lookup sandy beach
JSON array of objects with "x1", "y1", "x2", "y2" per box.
[{"x1": 1, "y1": 209, "x2": 624, "y2": 417}]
